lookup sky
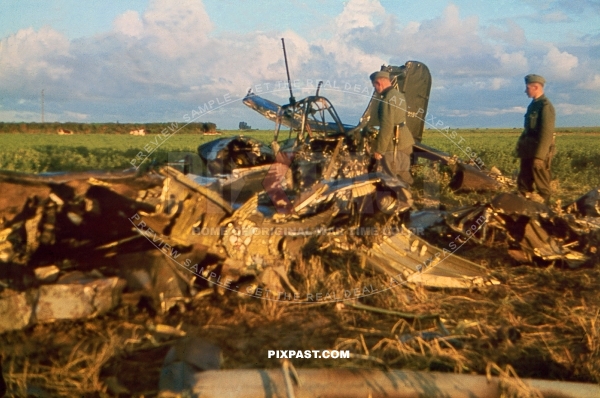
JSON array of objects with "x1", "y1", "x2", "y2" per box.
[{"x1": 0, "y1": 0, "x2": 599, "y2": 129}]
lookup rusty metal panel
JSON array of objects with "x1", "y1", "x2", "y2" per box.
[
  {"x1": 34, "y1": 277, "x2": 125, "y2": 323},
  {"x1": 449, "y1": 162, "x2": 501, "y2": 192},
  {"x1": 367, "y1": 227, "x2": 499, "y2": 289}
]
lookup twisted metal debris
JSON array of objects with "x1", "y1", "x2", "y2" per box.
[{"x1": 1, "y1": 60, "x2": 599, "y2": 335}]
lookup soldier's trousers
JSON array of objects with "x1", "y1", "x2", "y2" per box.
[
  {"x1": 517, "y1": 157, "x2": 551, "y2": 200},
  {"x1": 381, "y1": 150, "x2": 413, "y2": 185}
]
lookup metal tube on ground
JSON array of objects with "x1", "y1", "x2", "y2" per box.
[{"x1": 174, "y1": 368, "x2": 600, "y2": 398}]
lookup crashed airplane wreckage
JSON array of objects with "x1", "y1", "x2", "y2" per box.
[
  {"x1": 0, "y1": 163, "x2": 493, "y2": 333},
  {"x1": 193, "y1": 59, "x2": 502, "y2": 219},
  {"x1": 241, "y1": 60, "x2": 506, "y2": 193},
  {"x1": 192, "y1": 59, "x2": 600, "y2": 271},
  {"x1": 0, "y1": 61, "x2": 594, "y2": 324},
  {"x1": 189, "y1": 60, "x2": 505, "y2": 287},
  {"x1": 1, "y1": 60, "x2": 599, "y2": 333},
  {"x1": 0, "y1": 65, "x2": 492, "y2": 331}
]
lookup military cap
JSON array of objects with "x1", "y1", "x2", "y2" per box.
[
  {"x1": 370, "y1": 71, "x2": 390, "y2": 82},
  {"x1": 525, "y1": 74, "x2": 545, "y2": 86}
]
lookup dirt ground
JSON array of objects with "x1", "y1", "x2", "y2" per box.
[
  {"x1": 1, "y1": 183, "x2": 599, "y2": 397},
  {"x1": 2, "y1": 240, "x2": 599, "y2": 396}
]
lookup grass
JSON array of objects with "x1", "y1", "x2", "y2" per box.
[
  {"x1": 1, "y1": 127, "x2": 599, "y2": 199},
  {"x1": 0, "y1": 131, "x2": 276, "y2": 173},
  {"x1": 420, "y1": 128, "x2": 600, "y2": 201}
]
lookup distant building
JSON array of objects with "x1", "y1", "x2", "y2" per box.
[
  {"x1": 239, "y1": 121, "x2": 251, "y2": 130},
  {"x1": 130, "y1": 128, "x2": 146, "y2": 136}
]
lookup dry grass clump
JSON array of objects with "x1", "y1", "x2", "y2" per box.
[
  {"x1": 2, "y1": 249, "x2": 599, "y2": 395},
  {"x1": 4, "y1": 326, "x2": 132, "y2": 396}
]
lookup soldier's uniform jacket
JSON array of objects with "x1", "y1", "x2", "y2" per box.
[
  {"x1": 372, "y1": 86, "x2": 415, "y2": 155},
  {"x1": 516, "y1": 94, "x2": 555, "y2": 160}
]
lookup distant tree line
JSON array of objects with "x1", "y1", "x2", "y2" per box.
[{"x1": 0, "y1": 122, "x2": 218, "y2": 134}]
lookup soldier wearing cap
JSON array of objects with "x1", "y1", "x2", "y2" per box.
[
  {"x1": 368, "y1": 70, "x2": 415, "y2": 185},
  {"x1": 515, "y1": 74, "x2": 556, "y2": 203}
]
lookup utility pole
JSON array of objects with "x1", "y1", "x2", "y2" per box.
[{"x1": 41, "y1": 89, "x2": 45, "y2": 123}]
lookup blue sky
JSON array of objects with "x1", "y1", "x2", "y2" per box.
[{"x1": 1, "y1": 0, "x2": 599, "y2": 128}]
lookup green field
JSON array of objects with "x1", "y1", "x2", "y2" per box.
[
  {"x1": 420, "y1": 128, "x2": 600, "y2": 199},
  {"x1": 1, "y1": 126, "x2": 599, "y2": 202}
]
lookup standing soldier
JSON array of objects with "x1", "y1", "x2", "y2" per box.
[
  {"x1": 515, "y1": 74, "x2": 556, "y2": 204},
  {"x1": 369, "y1": 70, "x2": 415, "y2": 185}
]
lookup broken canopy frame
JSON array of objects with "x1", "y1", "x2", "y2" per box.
[{"x1": 243, "y1": 92, "x2": 355, "y2": 142}]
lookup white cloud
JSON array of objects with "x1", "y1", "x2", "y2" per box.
[
  {"x1": 399, "y1": 4, "x2": 483, "y2": 59},
  {"x1": 476, "y1": 106, "x2": 527, "y2": 116},
  {"x1": 335, "y1": 0, "x2": 385, "y2": 32},
  {"x1": 404, "y1": 21, "x2": 421, "y2": 36},
  {"x1": 64, "y1": 111, "x2": 89, "y2": 120},
  {"x1": 555, "y1": 103, "x2": 600, "y2": 115},
  {"x1": 0, "y1": 26, "x2": 72, "y2": 90},
  {"x1": 314, "y1": 36, "x2": 385, "y2": 78},
  {"x1": 141, "y1": 0, "x2": 214, "y2": 57},
  {"x1": 301, "y1": 0, "x2": 390, "y2": 79},
  {"x1": 0, "y1": 109, "x2": 46, "y2": 121},
  {"x1": 539, "y1": 11, "x2": 571, "y2": 23},
  {"x1": 494, "y1": 50, "x2": 529, "y2": 74},
  {"x1": 98, "y1": 1, "x2": 314, "y2": 100},
  {"x1": 490, "y1": 77, "x2": 510, "y2": 90},
  {"x1": 436, "y1": 106, "x2": 526, "y2": 118},
  {"x1": 327, "y1": 3, "x2": 499, "y2": 83},
  {"x1": 487, "y1": 21, "x2": 526, "y2": 46},
  {"x1": 542, "y1": 45, "x2": 579, "y2": 78},
  {"x1": 113, "y1": 10, "x2": 143, "y2": 38},
  {"x1": 577, "y1": 74, "x2": 600, "y2": 90}
]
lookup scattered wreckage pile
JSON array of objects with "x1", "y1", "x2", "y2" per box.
[
  {"x1": 0, "y1": 160, "x2": 475, "y2": 334},
  {"x1": 0, "y1": 158, "x2": 599, "y2": 397},
  {"x1": 1, "y1": 59, "x2": 600, "y2": 396}
]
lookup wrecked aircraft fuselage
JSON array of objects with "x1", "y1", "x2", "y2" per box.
[{"x1": 193, "y1": 61, "x2": 436, "y2": 215}]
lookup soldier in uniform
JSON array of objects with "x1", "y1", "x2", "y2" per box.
[
  {"x1": 369, "y1": 70, "x2": 415, "y2": 185},
  {"x1": 515, "y1": 74, "x2": 555, "y2": 203}
]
